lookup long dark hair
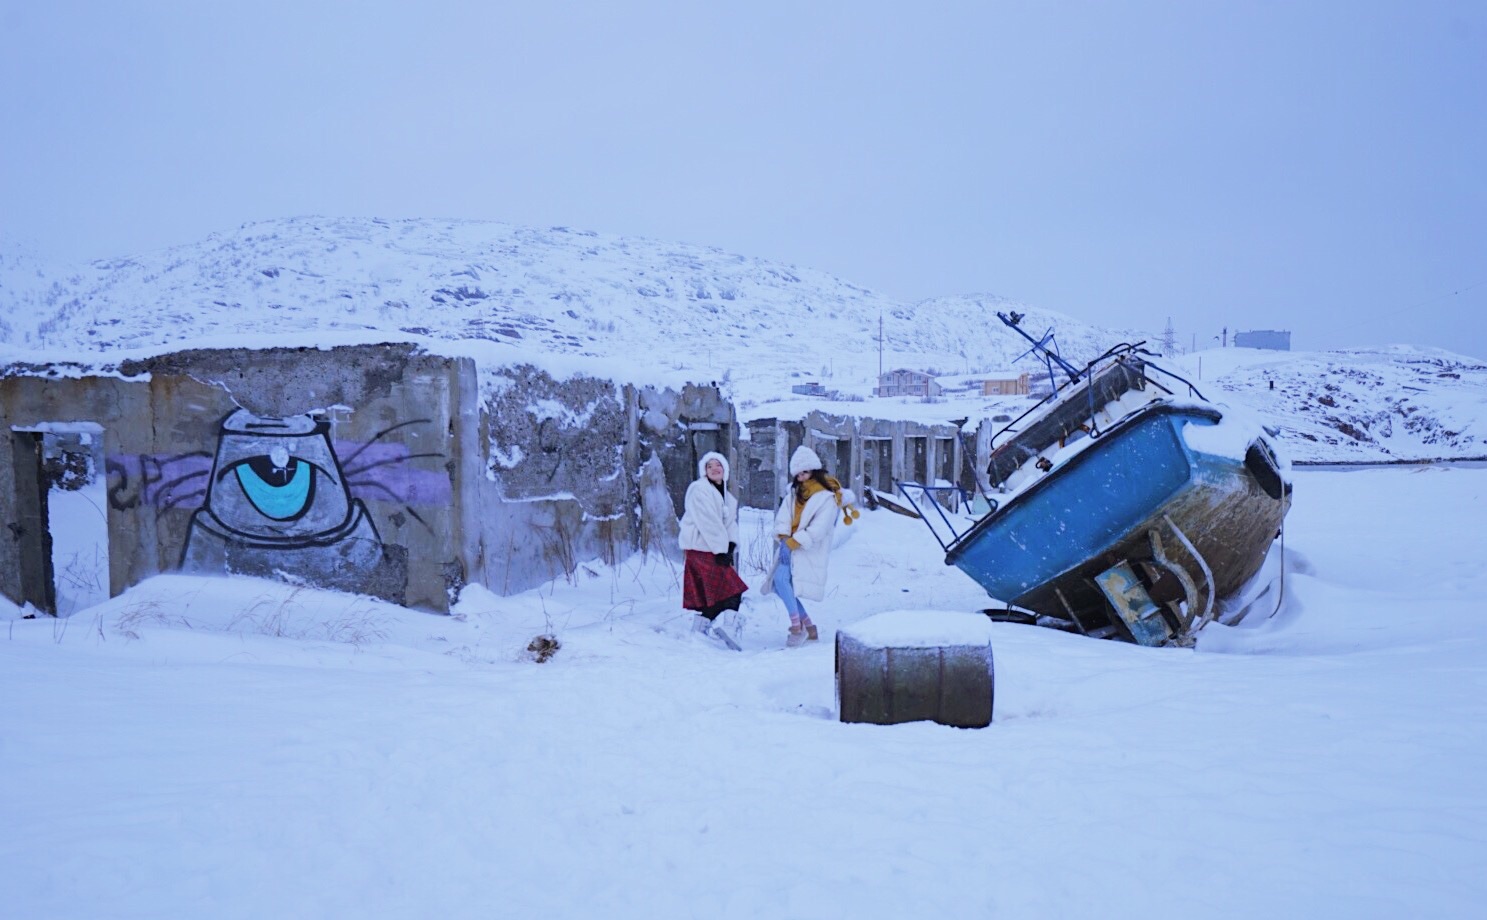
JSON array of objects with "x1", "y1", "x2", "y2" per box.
[{"x1": 794, "y1": 468, "x2": 835, "y2": 502}]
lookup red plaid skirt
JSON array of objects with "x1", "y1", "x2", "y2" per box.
[{"x1": 682, "y1": 550, "x2": 748, "y2": 613}]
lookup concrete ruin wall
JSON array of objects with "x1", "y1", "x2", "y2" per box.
[
  {"x1": 6, "y1": 344, "x2": 993, "y2": 612},
  {"x1": 476, "y1": 365, "x2": 632, "y2": 595},
  {"x1": 1, "y1": 373, "x2": 153, "y2": 611},
  {"x1": 0, "y1": 416, "x2": 18, "y2": 603},
  {"x1": 1, "y1": 344, "x2": 467, "y2": 612},
  {"x1": 644, "y1": 382, "x2": 738, "y2": 536},
  {"x1": 966, "y1": 418, "x2": 998, "y2": 494},
  {"x1": 475, "y1": 366, "x2": 737, "y2": 596},
  {"x1": 742, "y1": 410, "x2": 968, "y2": 511}
]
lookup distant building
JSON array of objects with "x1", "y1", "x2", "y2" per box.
[
  {"x1": 927, "y1": 373, "x2": 981, "y2": 395},
  {"x1": 1234, "y1": 329, "x2": 1291, "y2": 351},
  {"x1": 875, "y1": 368, "x2": 941, "y2": 398},
  {"x1": 980, "y1": 371, "x2": 1030, "y2": 397},
  {"x1": 790, "y1": 381, "x2": 827, "y2": 396},
  {"x1": 1027, "y1": 376, "x2": 1057, "y2": 398}
]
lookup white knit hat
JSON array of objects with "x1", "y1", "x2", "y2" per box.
[
  {"x1": 789, "y1": 445, "x2": 823, "y2": 476},
  {"x1": 697, "y1": 450, "x2": 729, "y2": 481}
]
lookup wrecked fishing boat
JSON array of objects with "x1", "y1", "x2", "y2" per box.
[{"x1": 901, "y1": 312, "x2": 1291, "y2": 646}]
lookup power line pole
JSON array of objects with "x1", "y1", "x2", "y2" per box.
[{"x1": 1160, "y1": 317, "x2": 1177, "y2": 355}]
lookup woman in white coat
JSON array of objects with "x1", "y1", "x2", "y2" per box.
[
  {"x1": 761, "y1": 445, "x2": 859, "y2": 647},
  {"x1": 679, "y1": 451, "x2": 747, "y2": 649}
]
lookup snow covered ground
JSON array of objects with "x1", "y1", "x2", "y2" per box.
[
  {"x1": 47, "y1": 476, "x2": 110, "y2": 617},
  {"x1": 4, "y1": 464, "x2": 1485, "y2": 918}
]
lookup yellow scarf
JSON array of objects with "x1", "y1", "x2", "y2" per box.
[{"x1": 790, "y1": 475, "x2": 843, "y2": 534}]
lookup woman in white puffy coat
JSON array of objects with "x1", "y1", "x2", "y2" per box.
[
  {"x1": 761, "y1": 445, "x2": 859, "y2": 647},
  {"x1": 679, "y1": 451, "x2": 748, "y2": 648}
]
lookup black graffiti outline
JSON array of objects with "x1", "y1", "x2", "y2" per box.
[
  {"x1": 107, "y1": 451, "x2": 213, "y2": 514},
  {"x1": 338, "y1": 418, "x2": 442, "y2": 535},
  {"x1": 108, "y1": 417, "x2": 446, "y2": 538},
  {"x1": 215, "y1": 454, "x2": 328, "y2": 523}
]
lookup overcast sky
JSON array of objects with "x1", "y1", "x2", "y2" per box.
[{"x1": 3, "y1": 1, "x2": 1484, "y2": 359}]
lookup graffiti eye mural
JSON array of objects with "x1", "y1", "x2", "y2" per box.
[
  {"x1": 145, "y1": 405, "x2": 442, "y2": 607},
  {"x1": 190, "y1": 412, "x2": 354, "y2": 540},
  {"x1": 182, "y1": 409, "x2": 373, "y2": 551},
  {"x1": 180, "y1": 411, "x2": 398, "y2": 598},
  {"x1": 222, "y1": 454, "x2": 322, "y2": 521}
]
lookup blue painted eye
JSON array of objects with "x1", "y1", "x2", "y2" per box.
[{"x1": 232, "y1": 455, "x2": 315, "y2": 520}]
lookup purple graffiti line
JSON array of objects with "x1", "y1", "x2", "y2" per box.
[
  {"x1": 107, "y1": 426, "x2": 451, "y2": 520},
  {"x1": 335, "y1": 420, "x2": 452, "y2": 531},
  {"x1": 106, "y1": 451, "x2": 213, "y2": 514},
  {"x1": 340, "y1": 446, "x2": 452, "y2": 505},
  {"x1": 337, "y1": 418, "x2": 430, "y2": 468}
]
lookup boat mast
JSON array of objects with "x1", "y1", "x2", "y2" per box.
[{"x1": 997, "y1": 311, "x2": 1083, "y2": 384}]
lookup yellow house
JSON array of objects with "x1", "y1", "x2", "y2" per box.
[{"x1": 981, "y1": 371, "x2": 1030, "y2": 396}]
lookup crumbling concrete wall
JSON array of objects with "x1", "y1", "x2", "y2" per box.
[
  {"x1": 475, "y1": 366, "x2": 737, "y2": 596},
  {"x1": 0, "y1": 423, "x2": 19, "y2": 604},
  {"x1": 1, "y1": 344, "x2": 465, "y2": 612},
  {"x1": 964, "y1": 420, "x2": 994, "y2": 494},
  {"x1": 136, "y1": 344, "x2": 465, "y2": 610},
  {"x1": 477, "y1": 365, "x2": 634, "y2": 595},
  {"x1": 0, "y1": 372, "x2": 152, "y2": 609},
  {"x1": 742, "y1": 412, "x2": 967, "y2": 511},
  {"x1": 639, "y1": 382, "x2": 737, "y2": 528},
  {"x1": 741, "y1": 419, "x2": 783, "y2": 511},
  {"x1": 802, "y1": 412, "x2": 859, "y2": 497},
  {"x1": 6, "y1": 343, "x2": 995, "y2": 617}
]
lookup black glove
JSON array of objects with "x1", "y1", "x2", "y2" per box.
[{"x1": 714, "y1": 551, "x2": 732, "y2": 568}]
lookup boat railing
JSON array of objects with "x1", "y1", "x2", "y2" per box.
[
  {"x1": 1140, "y1": 358, "x2": 1206, "y2": 402},
  {"x1": 893, "y1": 480, "x2": 987, "y2": 552},
  {"x1": 989, "y1": 344, "x2": 1207, "y2": 452},
  {"x1": 988, "y1": 352, "x2": 1128, "y2": 451}
]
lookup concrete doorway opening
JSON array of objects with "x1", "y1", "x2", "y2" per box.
[
  {"x1": 862, "y1": 438, "x2": 892, "y2": 493},
  {"x1": 10, "y1": 423, "x2": 110, "y2": 616}
]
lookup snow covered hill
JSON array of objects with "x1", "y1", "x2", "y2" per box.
[
  {"x1": 2, "y1": 216, "x2": 1484, "y2": 462},
  {"x1": 1175, "y1": 347, "x2": 1487, "y2": 463},
  {"x1": 0, "y1": 216, "x2": 1151, "y2": 394}
]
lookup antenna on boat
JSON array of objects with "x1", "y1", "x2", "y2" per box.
[{"x1": 998, "y1": 311, "x2": 1083, "y2": 385}]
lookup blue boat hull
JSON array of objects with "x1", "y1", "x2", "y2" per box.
[{"x1": 946, "y1": 402, "x2": 1289, "y2": 641}]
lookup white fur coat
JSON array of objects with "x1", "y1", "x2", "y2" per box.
[
  {"x1": 678, "y1": 451, "x2": 739, "y2": 554},
  {"x1": 760, "y1": 485, "x2": 848, "y2": 602}
]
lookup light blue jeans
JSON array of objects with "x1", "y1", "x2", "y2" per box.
[{"x1": 772, "y1": 540, "x2": 808, "y2": 619}]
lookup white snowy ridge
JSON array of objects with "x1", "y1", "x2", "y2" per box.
[{"x1": 2, "y1": 216, "x2": 1485, "y2": 462}]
